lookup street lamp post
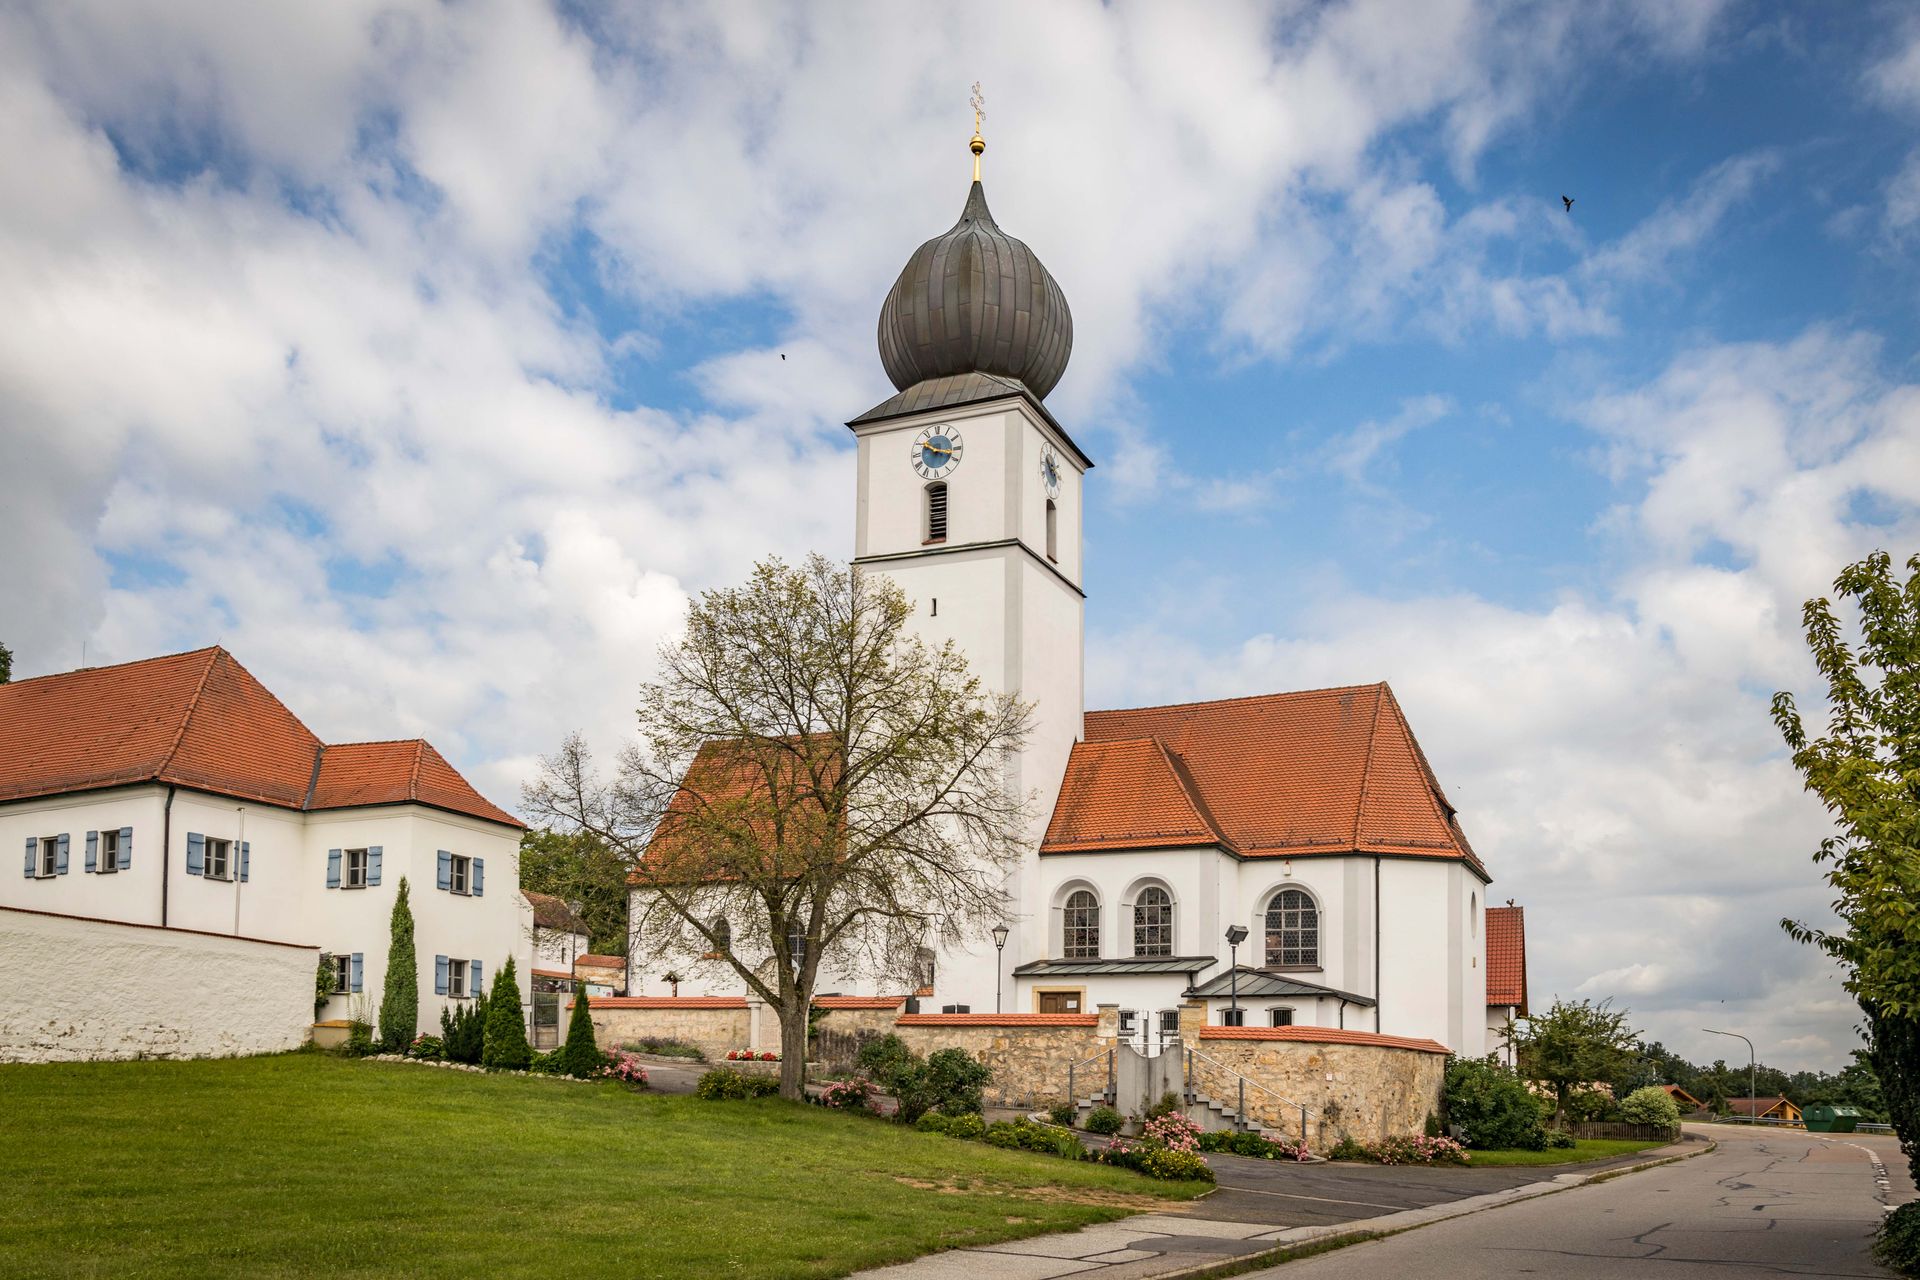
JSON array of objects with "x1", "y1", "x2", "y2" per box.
[
  {"x1": 991, "y1": 924, "x2": 1010, "y2": 1014},
  {"x1": 1225, "y1": 925, "x2": 1249, "y2": 1024},
  {"x1": 1703, "y1": 1027, "x2": 1756, "y2": 1121}
]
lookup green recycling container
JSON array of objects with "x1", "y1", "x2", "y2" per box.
[{"x1": 1804, "y1": 1105, "x2": 1862, "y2": 1133}]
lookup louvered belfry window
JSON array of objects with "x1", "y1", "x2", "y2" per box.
[
  {"x1": 926, "y1": 482, "x2": 948, "y2": 542},
  {"x1": 1132, "y1": 887, "x2": 1173, "y2": 957},
  {"x1": 1264, "y1": 889, "x2": 1319, "y2": 968},
  {"x1": 1062, "y1": 890, "x2": 1100, "y2": 958}
]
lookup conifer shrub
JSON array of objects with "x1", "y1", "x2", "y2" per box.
[
  {"x1": 480, "y1": 958, "x2": 532, "y2": 1071},
  {"x1": 441, "y1": 993, "x2": 488, "y2": 1064},
  {"x1": 378, "y1": 879, "x2": 418, "y2": 1051},
  {"x1": 557, "y1": 988, "x2": 602, "y2": 1078}
]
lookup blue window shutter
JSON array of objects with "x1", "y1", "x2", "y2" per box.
[
  {"x1": 368, "y1": 846, "x2": 382, "y2": 886},
  {"x1": 471, "y1": 959, "x2": 483, "y2": 993},
  {"x1": 24, "y1": 838, "x2": 35, "y2": 879},
  {"x1": 186, "y1": 833, "x2": 205, "y2": 876},
  {"x1": 472, "y1": 858, "x2": 484, "y2": 897},
  {"x1": 326, "y1": 848, "x2": 341, "y2": 889},
  {"x1": 240, "y1": 842, "x2": 250, "y2": 883},
  {"x1": 85, "y1": 831, "x2": 98, "y2": 873},
  {"x1": 436, "y1": 850, "x2": 451, "y2": 891},
  {"x1": 55, "y1": 834, "x2": 69, "y2": 876},
  {"x1": 119, "y1": 826, "x2": 133, "y2": 870},
  {"x1": 435, "y1": 955, "x2": 449, "y2": 995},
  {"x1": 351, "y1": 953, "x2": 364, "y2": 993}
]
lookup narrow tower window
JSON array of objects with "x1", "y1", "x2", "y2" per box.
[
  {"x1": 925, "y1": 482, "x2": 948, "y2": 543},
  {"x1": 1045, "y1": 498, "x2": 1058, "y2": 562}
]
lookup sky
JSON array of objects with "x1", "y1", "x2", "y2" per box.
[{"x1": 3, "y1": 1, "x2": 1918, "y2": 1073}]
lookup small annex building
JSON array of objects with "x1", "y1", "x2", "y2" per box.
[
  {"x1": 1728, "y1": 1096, "x2": 1804, "y2": 1125},
  {"x1": 0, "y1": 647, "x2": 531, "y2": 1061}
]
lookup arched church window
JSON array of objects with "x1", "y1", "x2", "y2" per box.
[
  {"x1": 1045, "y1": 499, "x2": 1058, "y2": 562},
  {"x1": 925, "y1": 482, "x2": 948, "y2": 543},
  {"x1": 711, "y1": 917, "x2": 731, "y2": 952},
  {"x1": 1132, "y1": 887, "x2": 1172, "y2": 957},
  {"x1": 1062, "y1": 889, "x2": 1100, "y2": 959},
  {"x1": 1263, "y1": 889, "x2": 1319, "y2": 968},
  {"x1": 914, "y1": 947, "x2": 936, "y2": 992},
  {"x1": 786, "y1": 921, "x2": 807, "y2": 971}
]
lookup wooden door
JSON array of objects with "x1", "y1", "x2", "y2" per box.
[{"x1": 1038, "y1": 991, "x2": 1081, "y2": 1014}]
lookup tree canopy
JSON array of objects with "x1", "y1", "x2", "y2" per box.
[
  {"x1": 518, "y1": 827, "x2": 629, "y2": 955},
  {"x1": 525, "y1": 554, "x2": 1032, "y2": 1098},
  {"x1": 1516, "y1": 997, "x2": 1639, "y2": 1120}
]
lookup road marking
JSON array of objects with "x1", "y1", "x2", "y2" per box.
[{"x1": 1213, "y1": 1183, "x2": 1410, "y2": 1211}]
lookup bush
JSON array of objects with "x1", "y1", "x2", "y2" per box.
[
  {"x1": 1442, "y1": 1056, "x2": 1547, "y2": 1150},
  {"x1": 1328, "y1": 1135, "x2": 1368, "y2": 1162},
  {"x1": 1424, "y1": 1112, "x2": 1443, "y2": 1137},
  {"x1": 695, "y1": 1067, "x2": 781, "y2": 1100},
  {"x1": 1619, "y1": 1085, "x2": 1681, "y2": 1129},
  {"x1": 1048, "y1": 1103, "x2": 1077, "y2": 1128},
  {"x1": 1095, "y1": 1141, "x2": 1215, "y2": 1182},
  {"x1": 1368, "y1": 1134, "x2": 1470, "y2": 1165},
  {"x1": 480, "y1": 958, "x2": 532, "y2": 1071},
  {"x1": 1197, "y1": 1129, "x2": 1311, "y2": 1161},
  {"x1": 1545, "y1": 1128, "x2": 1577, "y2": 1148},
  {"x1": 1563, "y1": 1087, "x2": 1615, "y2": 1124},
  {"x1": 625, "y1": 1037, "x2": 702, "y2": 1060},
  {"x1": 913, "y1": 1112, "x2": 952, "y2": 1134},
  {"x1": 942, "y1": 1113, "x2": 986, "y2": 1141},
  {"x1": 599, "y1": 1049, "x2": 649, "y2": 1089},
  {"x1": 855, "y1": 1034, "x2": 916, "y2": 1082},
  {"x1": 1084, "y1": 1106, "x2": 1123, "y2": 1136},
  {"x1": 985, "y1": 1118, "x2": 1084, "y2": 1159},
  {"x1": 819, "y1": 1078, "x2": 875, "y2": 1111},
  {"x1": 557, "y1": 991, "x2": 601, "y2": 1078},
  {"x1": 344, "y1": 1021, "x2": 375, "y2": 1057},
  {"x1": 924, "y1": 1048, "x2": 992, "y2": 1116},
  {"x1": 440, "y1": 994, "x2": 488, "y2": 1065},
  {"x1": 1144, "y1": 1090, "x2": 1182, "y2": 1121},
  {"x1": 1875, "y1": 1200, "x2": 1920, "y2": 1276},
  {"x1": 855, "y1": 1036, "x2": 992, "y2": 1122},
  {"x1": 407, "y1": 1033, "x2": 443, "y2": 1060},
  {"x1": 378, "y1": 878, "x2": 418, "y2": 1052},
  {"x1": 1140, "y1": 1112, "x2": 1202, "y2": 1153},
  {"x1": 528, "y1": 1049, "x2": 566, "y2": 1075}
]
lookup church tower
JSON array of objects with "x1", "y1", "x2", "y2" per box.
[{"x1": 848, "y1": 123, "x2": 1091, "y2": 1008}]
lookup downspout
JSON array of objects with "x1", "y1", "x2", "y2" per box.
[
  {"x1": 1373, "y1": 855, "x2": 1382, "y2": 1034},
  {"x1": 160, "y1": 785, "x2": 177, "y2": 927}
]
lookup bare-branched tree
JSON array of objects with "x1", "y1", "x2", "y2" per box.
[{"x1": 525, "y1": 554, "x2": 1031, "y2": 1099}]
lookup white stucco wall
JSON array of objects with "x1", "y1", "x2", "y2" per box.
[{"x1": 0, "y1": 907, "x2": 315, "y2": 1062}]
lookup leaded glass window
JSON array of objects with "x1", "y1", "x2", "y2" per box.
[
  {"x1": 1132, "y1": 887, "x2": 1173, "y2": 957},
  {"x1": 1263, "y1": 889, "x2": 1319, "y2": 968},
  {"x1": 1062, "y1": 890, "x2": 1100, "y2": 959}
]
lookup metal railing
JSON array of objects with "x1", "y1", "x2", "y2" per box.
[
  {"x1": 1065, "y1": 1048, "x2": 1115, "y2": 1109},
  {"x1": 1184, "y1": 1047, "x2": 1319, "y2": 1143}
]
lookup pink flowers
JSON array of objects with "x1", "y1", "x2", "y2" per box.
[
  {"x1": 1141, "y1": 1112, "x2": 1203, "y2": 1153},
  {"x1": 598, "y1": 1050, "x2": 649, "y2": 1089},
  {"x1": 1368, "y1": 1134, "x2": 1469, "y2": 1165},
  {"x1": 819, "y1": 1078, "x2": 875, "y2": 1111}
]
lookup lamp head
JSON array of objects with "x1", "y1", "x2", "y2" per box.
[
  {"x1": 1225, "y1": 925, "x2": 1249, "y2": 946},
  {"x1": 991, "y1": 924, "x2": 1010, "y2": 949}
]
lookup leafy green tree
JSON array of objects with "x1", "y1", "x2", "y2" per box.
[
  {"x1": 480, "y1": 957, "x2": 532, "y2": 1070},
  {"x1": 558, "y1": 984, "x2": 601, "y2": 1077},
  {"x1": 526, "y1": 555, "x2": 1032, "y2": 1102},
  {"x1": 1442, "y1": 1056, "x2": 1546, "y2": 1150},
  {"x1": 0, "y1": 641, "x2": 11, "y2": 683},
  {"x1": 1516, "y1": 998, "x2": 1639, "y2": 1123},
  {"x1": 1619, "y1": 1085, "x2": 1681, "y2": 1129},
  {"x1": 519, "y1": 827, "x2": 629, "y2": 955},
  {"x1": 1773, "y1": 549, "x2": 1920, "y2": 1193},
  {"x1": 378, "y1": 878, "x2": 417, "y2": 1050}
]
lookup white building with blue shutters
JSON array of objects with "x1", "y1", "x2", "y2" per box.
[{"x1": 0, "y1": 647, "x2": 530, "y2": 1041}]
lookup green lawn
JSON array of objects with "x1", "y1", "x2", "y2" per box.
[
  {"x1": 0, "y1": 1053, "x2": 1201, "y2": 1279},
  {"x1": 1465, "y1": 1137, "x2": 1668, "y2": 1166}
]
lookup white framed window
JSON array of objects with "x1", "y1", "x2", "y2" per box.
[
  {"x1": 1062, "y1": 889, "x2": 1100, "y2": 959},
  {"x1": 330, "y1": 954, "x2": 352, "y2": 995},
  {"x1": 1263, "y1": 889, "x2": 1319, "y2": 968},
  {"x1": 1220, "y1": 1007, "x2": 1246, "y2": 1027},
  {"x1": 1131, "y1": 886, "x2": 1173, "y2": 957},
  {"x1": 37, "y1": 836, "x2": 59, "y2": 878},
  {"x1": 448, "y1": 958, "x2": 470, "y2": 998},
  {"x1": 97, "y1": 829, "x2": 120, "y2": 875},
  {"x1": 449, "y1": 854, "x2": 472, "y2": 895},
  {"x1": 1269, "y1": 1007, "x2": 1295, "y2": 1028},
  {"x1": 1159, "y1": 1009, "x2": 1181, "y2": 1036},
  {"x1": 344, "y1": 848, "x2": 369, "y2": 889},
  {"x1": 205, "y1": 837, "x2": 232, "y2": 882}
]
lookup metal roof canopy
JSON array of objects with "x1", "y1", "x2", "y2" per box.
[
  {"x1": 1012, "y1": 955, "x2": 1221, "y2": 978},
  {"x1": 1183, "y1": 965, "x2": 1375, "y2": 1007}
]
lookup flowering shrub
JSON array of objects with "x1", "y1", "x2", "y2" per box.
[
  {"x1": 819, "y1": 1078, "x2": 875, "y2": 1111},
  {"x1": 724, "y1": 1048, "x2": 780, "y2": 1061},
  {"x1": 761, "y1": 1051, "x2": 779, "y2": 1061},
  {"x1": 1365, "y1": 1134, "x2": 1469, "y2": 1165},
  {"x1": 1140, "y1": 1112, "x2": 1202, "y2": 1153},
  {"x1": 407, "y1": 1033, "x2": 444, "y2": 1060},
  {"x1": 1095, "y1": 1140, "x2": 1215, "y2": 1182},
  {"x1": 599, "y1": 1050, "x2": 649, "y2": 1090},
  {"x1": 695, "y1": 1067, "x2": 782, "y2": 1100},
  {"x1": 1197, "y1": 1129, "x2": 1312, "y2": 1161}
]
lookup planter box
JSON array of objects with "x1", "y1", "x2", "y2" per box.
[
  {"x1": 721, "y1": 1059, "x2": 818, "y2": 1076},
  {"x1": 311, "y1": 1021, "x2": 353, "y2": 1051}
]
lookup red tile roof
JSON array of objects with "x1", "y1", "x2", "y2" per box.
[
  {"x1": 1485, "y1": 904, "x2": 1527, "y2": 1010},
  {"x1": 814, "y1": 996, "x2": 908, "y2": 1009},
  {"x1": 523, "y1": 891, "x2": 586, "y2": 934},
  {"x1": 897, "y1": 1013, "x2": 1099, "y2": 1027},
  {"x1": 531, "y1": 968, "x2": 575, "y2": 981},
  {"x1": 575, "y1": 954, "x2": 625, "y2": 969},
  {"x1": 0, "y1": 647, "x2": 520, "y2": 827},
  {"x1": 633, "y1": 735, "x2": 839, "y2": 884},
  {"x1": 1198, "y1": 1025, "x2": 1450, "y2": 1054},
  {"x1": 587, "y1": 996, "x2": 746, "y2": 1009},
  {"x1": 1045, "y1": 683, "x2": 1484, "y2": 875},
  {"x1": 1727, "y1": 1096, "x2": 1797, "y2": 1118}
]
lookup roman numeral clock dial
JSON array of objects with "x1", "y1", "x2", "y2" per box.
[{"x1": 912, "y1": 425, "x2": 963, "y2": 479}]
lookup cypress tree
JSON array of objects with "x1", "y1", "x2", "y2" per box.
[
  {"x1": 378, "y1": 878, "x2": 418, "y2": 1050},
  {"x1": 558, "y1": 982, "x2": 601, "y2": 1077},
  {"x1": 481, "y1": 957, "x2": 532, "y2": 1070}
]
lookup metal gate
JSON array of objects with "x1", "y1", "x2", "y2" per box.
[
  {"x1": 531, "y1": 991, "x2": 560, "y2": 1049},
  {"x1": 1117, "y1": 1008, "x2": 1181, "y2": 1057}
]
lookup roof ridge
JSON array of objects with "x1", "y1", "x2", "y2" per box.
[
  {"x1": 0, "y1": 644, "x2": 223, "y2": 689},
  {"x1": 328, "y1": 736, "x2": 431, "y2": 748},
  {"x1": 157, "y1": 648, "x2": 225, "y2": 780},
  {"x1": 408, "y1": 740, "x2": 425, "y2": 801},
  {"x1": 1373, "y1": 684, "x2": 1486, "y2": 875},
  {"x1": 1089, "y1": 680, "x2": 1390, "y2": 719},
  {"x1": 1352, "y1": 685, "x2": 1386, "y2": 848},
  {"x1": 302, "y1": 744, "x2": 326, "y2": 811}
]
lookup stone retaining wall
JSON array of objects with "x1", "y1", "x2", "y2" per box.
[
  {"x1": 584, "y1": 998, "x2": 749, "y2": 1063},
  {"x1": 1188, "y1": 1032, "x2": 1446, "y2": 1149},
  {"x1": 894, "y1": 1010, "x2": 1114, "y2": 1109}
]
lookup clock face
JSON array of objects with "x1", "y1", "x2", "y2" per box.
[
  {"x1": 912, "y1": 426, "x2": 963, "y2": 479},
  {"x1": 1039, "y1": 445, "x2": 1062, "y2": 497}
]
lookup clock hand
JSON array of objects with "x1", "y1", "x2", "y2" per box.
[{"x1": 923, "y1": 445, "x2": 952, "y2": 458}]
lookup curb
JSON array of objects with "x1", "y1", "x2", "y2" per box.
[{"x1": 1139, "y1": 1136, "x2": 1718, "y2": 1280}]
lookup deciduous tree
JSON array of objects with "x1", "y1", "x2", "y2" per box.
[
  {"x1": 525, "y1": 555, "x2": 1032, "y2": 1100},
  {"x1": 519, "y1": 827, "x2": 629, "y2": 955},
  {"x1": 1516, "y1": 997, "x2": 1639, "y2": 1123}
]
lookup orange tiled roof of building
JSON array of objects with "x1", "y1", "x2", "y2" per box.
[
  {"x1": 1197, "y1": 1025, "x2": 1450, "y2": 1054},
  {"x1": 814, "y1": 995, "x2": 907, "y2": 1009},
  {"x1": 897, "y1": 1013, "x2": 1098, "y2": 1027},
  {"x1": 523, "y1": 890, "x2": 586, "y2": 934},
  {"x1": 587, "y1": 996, "x2": 746, "y2": 1009},
  {"x1": 1485, "y1": 904, "x2": 1527, "y2": 1010},
  {"x1": 0, "y1": 647, "x2": 520, "y2": 828},
  {"x1": 1727, "y1": 1096, "x2": 1796, "y2": 1118},
  {"x1": 575, "y1": 954, "x2": 625, "y2": 969},
  {"x1": 1045, "y1": 683, "x2": 1484, "y2": 875},
  {"x1": 633, "y1": 735, "x2": 838, "y2": 885}
]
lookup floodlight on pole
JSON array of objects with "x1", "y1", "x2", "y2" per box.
[
  {"x1": 1703, "y1": 1027, "x2": 1756, "y2": 1120},
  {"x1": 1225, "y1": 925, "x2": 1249, "y2": 1023}
]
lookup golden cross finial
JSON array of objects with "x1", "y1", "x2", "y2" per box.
[{"x1": 969, "y1": 82, "x2": 986, "y2": 181}]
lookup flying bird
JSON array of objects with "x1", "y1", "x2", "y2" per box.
[
  {"x1": 1562, "y1": 195, "x2": 1574, "y2": 213},
  {"x1": 780, "y1": 353, "x2": 786, "y2": 361}
]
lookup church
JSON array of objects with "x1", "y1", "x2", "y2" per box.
[{"x1": 629, "y1": 131, "x2": 1514, "y2": 1062}]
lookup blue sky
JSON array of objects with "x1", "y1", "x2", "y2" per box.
[{"x1": 3, "y1": 1, "x2": 1919, "y2": 1070}]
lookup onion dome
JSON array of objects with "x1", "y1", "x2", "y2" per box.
[{"x1": 876, "y1": 180, "x2": 1073, "y2": 400}]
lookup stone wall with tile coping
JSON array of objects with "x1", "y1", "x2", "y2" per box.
[{"x1": 1185, "y1": 1034, "x2": 1445, "y2": 1149}]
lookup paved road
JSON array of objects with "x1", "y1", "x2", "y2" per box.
[{"x1": 1246, "y1": 1125, "x2": 1907, "y2": 1279}]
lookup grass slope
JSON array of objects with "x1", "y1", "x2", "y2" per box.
[
  {"x1": 1465, "y1": 1138, "x2": 1666, "y2": 1166},
  {"x1": 0, "y1": 1053, "x2": 1199, "y2": 1279}
]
